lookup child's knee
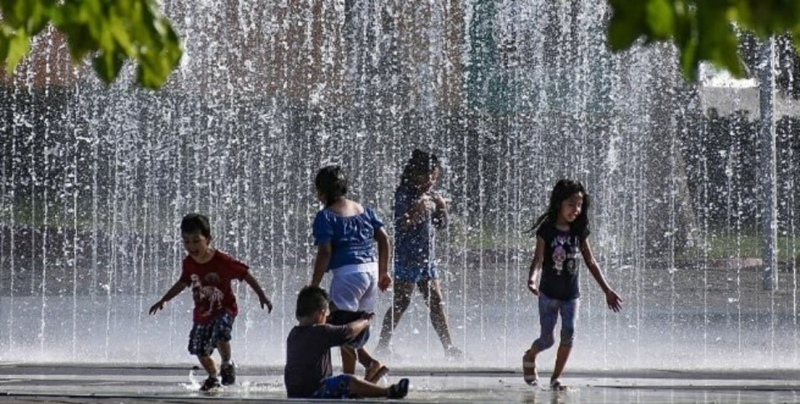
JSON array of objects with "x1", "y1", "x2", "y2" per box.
[
  {"x1": 559, "y1": 328, "x2": 575, "y2": 347},
  {"x1": 533, "y1": 335, "x2": 555, "y2": 351}
]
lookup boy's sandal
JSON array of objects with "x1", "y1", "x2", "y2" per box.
[
  {"x1": 365, "y1": 361, "x2": 390, "y2": 383},
  {"x1": 200, "y1": 376, "x2": 221, "y2": 392},
  {"x1": 523, "y1": 360, "x2": 538, "y2": 386},
  {"x1": 388, "y1": 378, "x2": 410, "y2": 399}
]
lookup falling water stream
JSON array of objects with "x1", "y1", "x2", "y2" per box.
[{"x1": 0, "y1": 0, "x2": 799, "y2": 370}]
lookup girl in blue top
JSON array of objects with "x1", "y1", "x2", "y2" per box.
[
  {"x1": 523, "y1": 179, "x2": 623, "y2": 390},
  {"x1": 310, "y1": 165, "x2": 392, "y2": 383},
  {"x1": 376, "y1": 149, "x2": 463, "y2": 359}
]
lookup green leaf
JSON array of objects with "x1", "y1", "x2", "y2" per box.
[
  {"x1": 15, "y1": 0, "x2": 48, "y2": 35},
  {"x1": 792, "y1": 28, "x2": 800, "y2": 56},
  {"x1": 62, "y1": 25, "x2": 98, "y2": 61},
  {"x1": 5, "y1": 31, "x2": 31, "y2": 73},
  {"x1": 717, "y1": 35, "x2": 745, "y2": 78},
  {"x1": 645, "y1": 0, "x2": 675, "y2": 39},
  {"x1": 608, "y1": 1, "x2": 647, "y2": 50},
  {"x1": 107, "y1": 12, "x2": 135, "y2": 56},
  {"x1": 0, "y1": 30, "x2": 10, "y2": 65},
  {"x1": 93, "y1": 49, "x2": 125, "y2": 84},
  {"x1": 679, "y1": 34, "x2": 699, "y2": 81},
  {"x1": 0, "y1": 0, "x2": 22, "y2": 29},
  {"x1": 0, "y1": 0, "x2": 181, "y2": 89},
  {"x1": 671, "y1": 2, "x2": 693, "y2": 47}
]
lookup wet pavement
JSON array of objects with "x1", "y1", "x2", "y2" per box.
[{"x1": 0, "y1": 364, "x2": 799, "y2": 403}]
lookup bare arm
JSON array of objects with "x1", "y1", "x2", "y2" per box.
[
  {"x1": 580, "y1": 239, "x2": 623, "y2": 312},
  {"x1": 431, "y1": 192, "x2": 447, "y2": 229},
  {"x1": 149, "y1": 279, "x2": 188, "y2": 315},
  {"x1": 244, "y1": 271, "x2": 273, "y2": 312},
  {"x1": 344, "y1": 314, "x2": 373, "y2": 339},
  {"x1": 527, "y1": 236, "x2": 545, "y2": 295},
  {"x1": 311, "y1": 243, "x2": 332, "y2": 287},
  {"x1": 375, "y1": 228, "x2": 392, "y2": 292}
]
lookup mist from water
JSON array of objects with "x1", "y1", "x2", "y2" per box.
[{"x1": 0, "y1": 0, "x2": 798, "y2": 370}]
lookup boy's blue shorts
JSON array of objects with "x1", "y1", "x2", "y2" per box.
[
  {"x1": 394, "y1": 262, "x2": 439, "y2": 283},
  {"x1": 312, "y1": 374, "x2": 353, "y2": 399},
  {"x1": 188, "y1": 312, "x2": 234, "y2": 356}
]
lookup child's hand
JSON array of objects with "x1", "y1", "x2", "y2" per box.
[
  {"x1": 431, "y1": 192, "x2": 447, "y2": 210},
  {"x1": 259, "y1": 295, "x2": 273, "y2": 313},
  {"x1": 379, "y1": 273, "x2": 392, "y2": 291},
  {"x1": 420, "y1": 194, "x2": 437, "y2": 212},
  {"x1": 149, "y1": 300, "x2": 165, "y2": 315},
  {"x1": 360, "y1": 312, "x2": 375, "y2": 321},
  {"x1": 605, "y1": 289, "x2": 623, "y2": 312},
  {"x1": 527, "y1": 279, "x2": 539, "y2": 295}
]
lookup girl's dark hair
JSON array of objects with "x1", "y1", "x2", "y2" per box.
[
  {"x1": 180, "y1": 213, "x2": 212, "y2": 238},
  {"x1": 528, "y1": 179, "x2": 591, "y2": 237},
  {"x1": 399, "y1": 148, "x2": 441, "y2": 192},
  {"x1": 315, "y1": 165, "x2": 348, "y2": 206},
  {"x1": 296, "y1": 285, "x2": 329, "y2": 318}
]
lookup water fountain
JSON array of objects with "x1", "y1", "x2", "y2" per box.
[{"x1": 0, "y1": 0, "x2": 798, "y2": 372}]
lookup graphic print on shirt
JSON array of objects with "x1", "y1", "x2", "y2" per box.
[
  {"x1": 191, "y1": 273, "x2": 225, "y2": 318},
  {"x1": 551, "y1": 234, "x2": 580, "y2": 276}
]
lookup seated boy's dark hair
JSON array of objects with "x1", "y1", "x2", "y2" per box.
[
  {"x1": 296, "y1": 286, "x2": 329, "y2": 318},
  {"x1": 181, "y1": 213, "x2": 212, "y2": 238},
  {"x1": 315, "y1": 165, "x2": 348, "y2": 207}
]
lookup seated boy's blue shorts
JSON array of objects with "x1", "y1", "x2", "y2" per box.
[
  {"x1": 312, "y1": 374, "x2": 353, "y2": 399},
  {"x1": 394, "y1": 262, "x2": 438, "y2": 283}
]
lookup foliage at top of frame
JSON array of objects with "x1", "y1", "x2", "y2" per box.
[
  {"x1": 0, "y1": 0, "x2": 182, "y2": 89},
  {"x1": 608, "y1": 0, "x2": 800, "y2": 81}
]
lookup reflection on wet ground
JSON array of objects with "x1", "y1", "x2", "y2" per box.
[{"x1": 0, "y1": 365, "x2": 798, "y2": 403}]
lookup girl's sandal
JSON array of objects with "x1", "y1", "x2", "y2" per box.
[{"x1": 522, "y1": 355, "x2": 538, "y2": 386}]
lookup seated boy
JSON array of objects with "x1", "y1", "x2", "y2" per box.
[{"x1": 284, "y1": 286, "x2": 409, "y2": 399}]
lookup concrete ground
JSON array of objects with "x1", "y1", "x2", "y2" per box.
[{"x1": 0, "y1": 364, "x2": 798, "y2": 403}]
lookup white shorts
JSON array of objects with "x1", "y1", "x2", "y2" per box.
[{"x1": 329, "y1": 262, "x2": 379, "y2": 313}]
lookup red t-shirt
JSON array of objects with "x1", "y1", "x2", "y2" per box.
[{"x1": 179, "y1": 250, "x2": 249, "y2": 324}]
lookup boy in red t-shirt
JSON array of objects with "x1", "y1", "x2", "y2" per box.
[{"x1": 149, "y1": 213, "x2": 273, "y2": 391}]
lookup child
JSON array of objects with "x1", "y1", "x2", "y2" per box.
[
  {"x1": 285, "y1": 286, "x2": 410, "y2": 399},
  {"x1": 376, "y1": 149, "x2": 463, "y2": 359},
  {"x1": 310, "y1": 165, "x2": 391, "y2": 382},
  {"x1": 149, "y1": 213, "x2": 273, "y2": 391},
  {"x1": 522, "y1": 179, "x2": 623, "y2": 390}
]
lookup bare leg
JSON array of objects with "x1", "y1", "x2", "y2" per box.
[
  {"x1": 348, "y1": 376, "x2": 409, "y2": 399},
  {"x1": 551, "y1": 345, "x2": 572, "y2": 386},
  {"x1": 217, "y1": 340, "x2": 232, "y2": 362},
  {"x1": 341, "y1": 345, "x2": 357, "y2": 374},
  {"x1": 197, "y1": 355, "x2": 218, "y2": 378},
  {"x1": 356, "y1": 347, "x2": 375, "y2": 367},
  {"x1": 377, "y1": 281, "x2": 414, "y2": 351},
  {"x1": 551, "y1": 296, "x2": 577, "y2": 388},
  {"x1": 418, "y1": 279, "x2": 456, "y2": 351},
  {"x1": 348, "y1": 376, "x2": 389, "y2": 398},
  {"x1": 357, "y1": 346, "x2": 389, "y2": 382}
]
